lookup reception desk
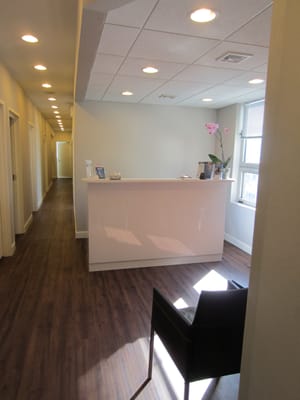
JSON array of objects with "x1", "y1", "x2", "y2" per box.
[{"x1": 83, "y1": 178, "x2": 232, "y2": 272}]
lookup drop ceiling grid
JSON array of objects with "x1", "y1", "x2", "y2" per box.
[{"x1": 87, "y1": 0, "x2": 272, "y2": 108}]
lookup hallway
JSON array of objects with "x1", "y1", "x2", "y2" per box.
[{"x1": 0, "y1": 179, "x2": 250, "y2": 400}]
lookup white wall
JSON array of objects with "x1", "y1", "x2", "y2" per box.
[
  {"x1": 217, "y1": 104, "x2": 256, "y2": 254},
  {"x1": 73, "y1": 101, "x2": 216, "y2": 234},
  {"x1": 239, "y1": 0, "x2": 300, "y2": 398}
]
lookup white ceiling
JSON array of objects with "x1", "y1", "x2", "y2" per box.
[
  {"x1": 0, "y1": 0, "x2": 273, "y2": 133},
  {"x1": 85, "y1": 0, "x2": 273, "y2": 109}
]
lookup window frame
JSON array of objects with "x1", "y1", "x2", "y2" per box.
[{"x1": 238, "y1": 99, "x2": 265, "y2": 207}]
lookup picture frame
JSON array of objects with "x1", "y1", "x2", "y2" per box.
[{"x1": 95, "y1": 165, "x2": 105, "y2": 179}]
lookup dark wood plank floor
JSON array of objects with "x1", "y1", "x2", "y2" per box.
[{"x1": 0, "y1": 179, "x2": 251, "y2": 400}]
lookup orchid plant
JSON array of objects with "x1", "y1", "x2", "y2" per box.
[{"x1": 205, "y1": 122, "x2": 231, "y2": 168}]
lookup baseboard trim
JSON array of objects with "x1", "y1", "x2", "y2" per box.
[
  {"x1": 76, "y1": 231, "x2": 88, "y2": 239},
  {"x1": 24, "y1": 214, "x2": 33, "y2": 232},
  {"x1": 89, "y1": 253, "x2": 222, "y2": 272},
  {"x1": 224, "y1": 233, "x2": 252, "y2": 255}
]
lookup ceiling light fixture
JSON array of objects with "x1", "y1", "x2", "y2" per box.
[
  {"x1": 142, "y1": 66, "x2": 159, "y2": 74},
  {"x1": 53, "y1": 111, "x2": 59, "y2": 114},
  {"x1": 42, "y1": 83, "x2": 52, "y2": 88},
  {"x1": 48, "y1": 97, "x2": 56, "y2": 101},
  {"x1": 248, "y1": 78, "x2": 264, "y2": 84},
  {"x1": 190, "y1": 8, "x2": 216, "y2": 23},
  {"x1": 21, "y1": 34, "x2": 38, "y2": 43},
  {"x1": 34, "y1": 64, "x2": 47, "y2": 71},
  {"x1": 55, "y1": 115, "x2": 61, "y2": 119},
  {"x1": 122, "y1": 91, "x2": 133, "y2": 96},
  {"x1": 51, "y1": 105, "x2": 58, "y2": 109},
  {"x1": 202, "y1": 98, "x2": 213, "y2": 102}
]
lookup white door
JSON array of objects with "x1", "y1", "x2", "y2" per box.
[{"x1": 56, "y1": 141, "x2": 72, "y2": 178}]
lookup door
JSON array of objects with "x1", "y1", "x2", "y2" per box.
[{"x1": 56, "y1": 141, "x2": 72, "y2": 178}]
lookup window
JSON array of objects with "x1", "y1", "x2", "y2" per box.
[{"x1": 238, "y1": 100, "x2": 265, "y2": 206}]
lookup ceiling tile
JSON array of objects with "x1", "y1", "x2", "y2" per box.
[
  {"x1": 105, "y1": 0, "x2": 158, "y2": 28},
  {"x1": 129, "y1": 30, "x2": 218, "y2": 63},
  {"x1": 86, "y1": 73, "x2": 114, "y2": 100},
  {"x1": 102, "y1": 75, "x2": 166, "y2": 102},
  {"x1": 141, "y1": 80, "x2": 211, "y2": 105},
  {"x1": 253, "y1": 63, "x2": 268, "y2": 73},
  {"x1": 175, "y1": 65, "x2": 244, "y2": 84},
  {"x1": 97, "y1": 24, "x2": 140, "y2": 56},
  {"x1": 180, "y1": 84, "x2": 258, "y2": 106},
  {"x1": 224, "y1": 71, "x2": 267, "y2": 87},
  {"x1": 118, "y1": 58, "x2": 187, "y2": 79},
  {"x1": 227, "y1": 7, "x2": 272, "y2": 47},
  {"x1": 91, "y1": 54, "x2": 124, "y2": 74},
  {"x1": 145, "y1": 0, "x2": 273, "y2": 40}
]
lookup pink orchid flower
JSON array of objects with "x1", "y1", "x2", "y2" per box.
[
  {"x1": 204, "y1": 122, "x2": 232, "y2": 168},
  {"x1": 205, "y1": 122, "x2": 219, "y2": 134}
]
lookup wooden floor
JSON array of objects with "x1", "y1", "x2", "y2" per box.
[{"x1": 0, "y1": 179, "x2": 251, "y2": 400}]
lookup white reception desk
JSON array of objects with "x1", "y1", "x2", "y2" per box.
[{"x1": 83, "y1": 178, "x2": 232, "y2": 272}]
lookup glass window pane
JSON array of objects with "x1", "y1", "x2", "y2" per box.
[
  {"x1": 244, "y1": 101, "x2": 265, "y2": 137},
  {"x1": 241, "y1": 172, "x2": 259, "y2": 204},
  {"x1": 244, "y1": 138, "x2": 262, "y2": 164}
]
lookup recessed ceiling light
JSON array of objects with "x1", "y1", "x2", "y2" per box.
[
  {"x1": 34, "y1": 64, "x2": 47, "y2": 71},
  {"x1": 48, "y1": 97, "x2": 56, "y2": 101},
  {"x1": 42, "y1": 83, "x2": 52, "y2": 88},
  {"x1": 190, "y1": 8, "x2": 216, "y2": 23},
  {"x1": 202, "y1": 98, "x2": 213, "y2": 102},
  {"x1": 51, "y1": 105, "x2": 58, "y2": 109},
  {"x1": 122, "y1": 91, "x2": 133, "y2": 96},
  {"x1": 21, "y1": 34, "x2": 38, "y2": 43},
  {"x1": 142, "y1": 66, "x2": 159, "y2": 74},
  {"x1": 55, "y1": 115, "x2": 61, "y2": 119},
  {"x1": 248, "y1": 78, "x2": 264, "y2": 84},
  {"x1": 53, "y1": 111, "x2": 59, "y2": 114}
]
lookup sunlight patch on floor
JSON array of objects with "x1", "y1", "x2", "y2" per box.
[
  {"x1": 173, "y1": 297, "x2": 188, "y2": 309},
  {"x1": 154, "y1": 335, "x2": 212, "y2": 400},
  {"x1": 193, "y1": 269, "x2": 228, "y2": 294}
]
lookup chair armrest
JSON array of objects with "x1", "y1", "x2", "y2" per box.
[
  {"x1": 228, "y1": 280, "x2": 245, "y2": 289},
  {"x1": 151, "y1": 288, "x2": 192, "y2": 376},
  {"x1": 151, "y1": 288, "x2": 191, "y2": 339}
]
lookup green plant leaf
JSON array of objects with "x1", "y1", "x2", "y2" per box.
[
  {"x1": 223, "y1": 156, "x2": 232, "y2": 168},
  {"x1": 208, "y1": 154, "x2": 223, "y2": 164}
]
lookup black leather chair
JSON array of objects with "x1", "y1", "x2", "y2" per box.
[{"x1": 130, "y1": 281, "x2": 247, "y2": 400}]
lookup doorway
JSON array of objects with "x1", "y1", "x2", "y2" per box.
[
  {"x1": 56, "y1": 141, "x2": 72, "y2": 178},
  {"x1": 9, "y1": 113, "x2": 23, "y2": 235}
]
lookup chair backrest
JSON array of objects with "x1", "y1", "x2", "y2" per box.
[
  {"x1": 192, "y1": 288, "x2": 248, "y2": 328},
  {"x1": 188, "y1": 288, "x2": 248, "y2": 380}
]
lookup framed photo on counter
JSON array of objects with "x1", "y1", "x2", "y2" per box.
[{"x1": 95, "y1": 166, "x2": 105, "y2": 179}]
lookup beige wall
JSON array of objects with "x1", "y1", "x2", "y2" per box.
[
  {"x1": 239, "y1": 0, "x2": 300, "y2": 398},
  {"x1": 0, "y1": 62, "x2": 55, "y2": 256},
  {"x1": 73, "y1": 101, "x2": 216, "y2": 233}
]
